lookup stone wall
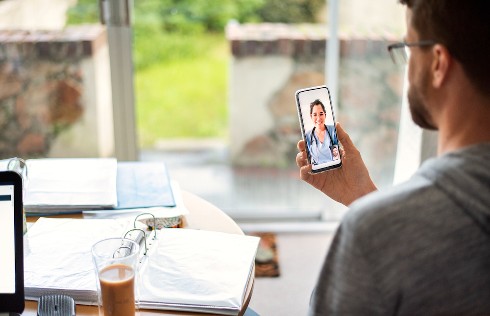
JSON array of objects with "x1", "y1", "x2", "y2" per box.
[
  {"x1": 0, "y1": 25, "x2": 114, "y2": 159},
  {"x1": 227, "y1": 23, "x2": 405, "y2": 187}
]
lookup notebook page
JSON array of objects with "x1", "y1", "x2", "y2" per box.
[{"x1": 138, "y1": 229, "x2": 259, "y2": 313}]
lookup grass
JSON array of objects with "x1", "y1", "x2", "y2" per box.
[
  {"x1": 134, "y1": 33, "x2": 229, "y2": 148},
  {"x1": 65, "y1": 0, "x2": 231, "y2": 147}
]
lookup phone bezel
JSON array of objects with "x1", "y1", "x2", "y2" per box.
[
  {"x1": 295, "y1": 85, "x2": 342, "y2": 173},
  {"x1": 0, "y1": 171, "x2": 25, "y2": 314}
]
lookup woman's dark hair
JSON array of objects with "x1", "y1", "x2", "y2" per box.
[
  {"x1": 399, "y1": 0, "x2": 490, "y2": 96},
  {"x1": 310, "y1": 99, "x2": 326, "y2": 115}
]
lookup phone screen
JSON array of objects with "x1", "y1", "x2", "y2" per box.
[{"x1": 295, "y1": 85, "x2": 342, "y2": 173}]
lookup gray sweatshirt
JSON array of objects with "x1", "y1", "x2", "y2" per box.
[{"x1": 309, "y1": 143, "x2": 490, "y2": 315}]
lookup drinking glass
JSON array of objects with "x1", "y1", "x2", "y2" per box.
[{"x1": 92, "y1": 237, "x2": 140, "y2": 316}]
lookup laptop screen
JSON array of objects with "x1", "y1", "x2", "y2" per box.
[{"x1": 0, "y1": 171, "x2": 24, "y2": 314}]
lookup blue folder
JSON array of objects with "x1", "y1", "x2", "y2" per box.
[{"x1": 116, "y1": 162, "x2": 176, "y2": 209}]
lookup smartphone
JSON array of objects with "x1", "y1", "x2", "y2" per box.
[{"x1": 295, "y1": 85, "x2": 342, "y2": 173}]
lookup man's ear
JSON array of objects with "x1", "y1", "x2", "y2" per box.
[{"x1": 431, "y1": 44, "x2": 451, "y2": 88}]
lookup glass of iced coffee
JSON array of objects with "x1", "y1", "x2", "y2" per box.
[{"x1": 92, "y1": 237, "x2": 140, "y2": 316}]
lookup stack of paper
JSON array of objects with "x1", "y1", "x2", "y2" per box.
[
  {"x1": 23, "y1": 218, "x2": 130, "y2": 304},
  {"x1": 24, "y1": 158, "x2": 118, "y2": 213},
  {"x1": 24, "y1": 218, "x2": 259, "y2": 315}
]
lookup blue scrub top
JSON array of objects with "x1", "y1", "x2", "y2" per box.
[{"x1": 305, "y1": 125, "x2": 337, "y2": 165}]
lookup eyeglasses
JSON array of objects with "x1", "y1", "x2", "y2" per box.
[{"x1": 387, "y1": 40, "x2": 436, "y2": 65}]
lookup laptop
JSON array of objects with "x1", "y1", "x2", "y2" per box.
[{"x1": 0, "y1": 171, "x2": 24, "y2": 316}]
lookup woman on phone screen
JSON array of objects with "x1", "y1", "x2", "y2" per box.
[{"x1": 304, "y1": 99, "x2": 338, "y2": 165}]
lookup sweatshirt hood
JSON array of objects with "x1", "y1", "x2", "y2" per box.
[{"x1": 417, "y1": 143, "x2": 490, "y2": 233}]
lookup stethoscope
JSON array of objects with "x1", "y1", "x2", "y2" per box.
[{"x1": 309, "y1": 125, "x2": 334, "y2": 165}]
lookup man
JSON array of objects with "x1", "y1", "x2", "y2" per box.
[{"x1": 296, "y1": 1, "x2": 490, "y2": 315}]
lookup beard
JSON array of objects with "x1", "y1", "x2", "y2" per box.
[{"x1": 407, "y1": 67, "x2": 438, "y2": 130}]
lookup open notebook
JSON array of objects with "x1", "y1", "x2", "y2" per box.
[{"x1": 23, "y1": 217, "x2": 259, "y2": 315}]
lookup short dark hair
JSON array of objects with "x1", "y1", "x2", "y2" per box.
[
  {"x1": 310, "y1": 99, "x2": 326, "y2": 115},
  {"x1": 399, "y1": 0, "x2": 490, "y2": 96}
]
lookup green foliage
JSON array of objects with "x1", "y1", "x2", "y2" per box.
[
  {"x1": 132, "y1": 25, "x2": 198, "y2": 70},
  {"x1": 131, "y1": 0, "x2": 263, "y2": 69},
  {"x1": 66, "y1": 0, "x2": 99, "y2": 25},
  {"x1": 257, "y1": 0, "x2": 325, "y2": 23},
  {"x1": 233, "y1": 0, "x2": 266, "y2": 23},
  {"x1": 67, "y1": 0, "x2": 324, "y2": 32},
  {"x1": 134, "y1": 0, "x2": 264, "y2": 34},
  {"x1": 155, "y1": 0, "x2": 232, "y2": 33}
]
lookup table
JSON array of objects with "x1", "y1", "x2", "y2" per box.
[{"x1": 23, "y1": 191, "x2": 254, "y2": 316}]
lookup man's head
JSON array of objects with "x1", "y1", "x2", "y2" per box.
[
  {"x1": 399, "y1": 0, "x2": 490, "y2": 129},
  {"x1": 399, "y1": 0, "x2": 490, "y2": 98}
]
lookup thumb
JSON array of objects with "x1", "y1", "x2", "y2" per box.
[{"x1": 335, "y1": 122, "x2": 355, "y2": 150}]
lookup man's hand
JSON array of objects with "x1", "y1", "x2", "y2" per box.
[{"x1": 296, "y1": 123, "x2": 377, "y2": 206}]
